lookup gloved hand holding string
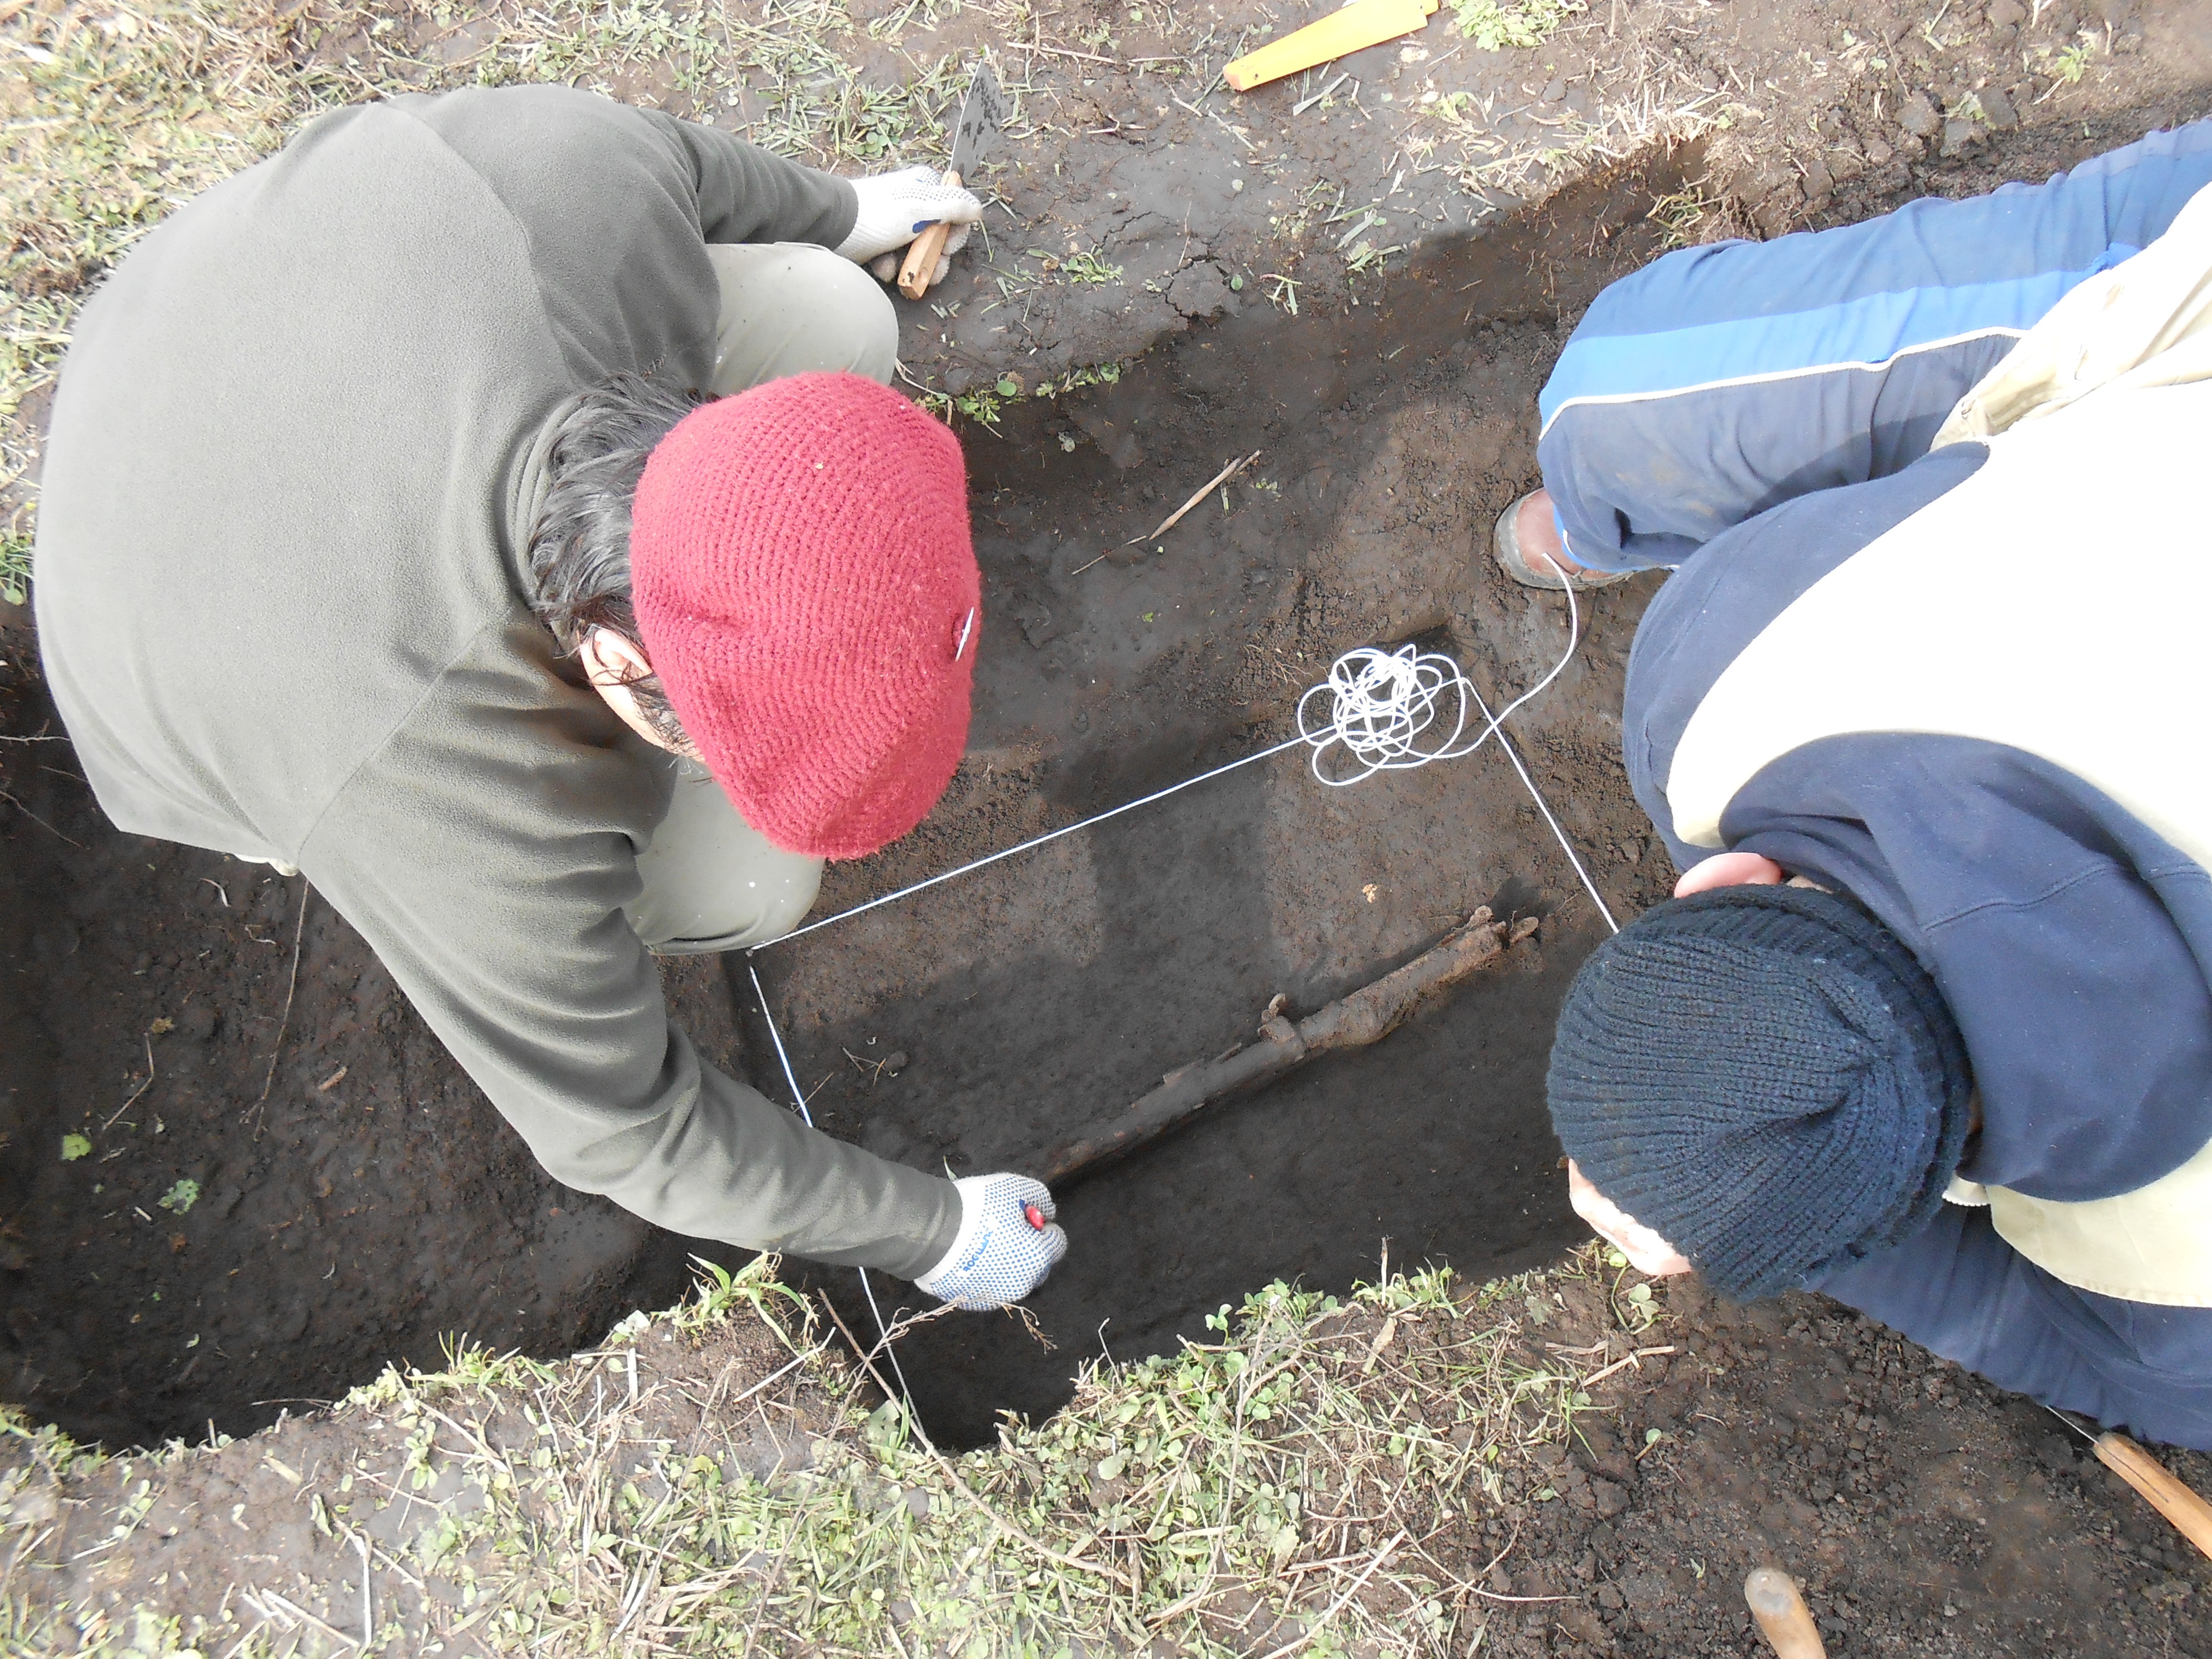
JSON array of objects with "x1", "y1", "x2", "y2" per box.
[
  {"x1": 914, "y1": 1173, "x2": 1068, "y2": 1309},
  {"x1": 835, "y1": 166, "x2": 983, "y2": 288}
]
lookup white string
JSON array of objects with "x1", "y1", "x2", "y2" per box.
[
  {"x1": 748, "y1": 962, "x2": 918, "y2": 1415},
  {"x1": 1294, "y1": 578, "x2": 1583, "y2": 785},
  {"x1": 1467, "y1": 683, "x2": 1620, "y2": 936},
  {"x1": 1289, "y1": 577, "x2": 1615, "y2": 930},
  {"x1": 756, "y1": 576, "x2": 1613, "y2": 952},
  {"x1": 762, "y1": 733, "x2": 1307, "y2": 950}
]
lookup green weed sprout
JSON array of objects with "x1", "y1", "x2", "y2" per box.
[{"x1": 1451, "y1": 0, "x2": 1584, "y2": 49}]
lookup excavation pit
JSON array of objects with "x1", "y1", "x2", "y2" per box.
[
  {"x1": 9, "y1": 3, "x2": 2212, "y2": 1637},
  {"x1": 0, "y1": 157, "x2": 1684, "y2": 1451}
]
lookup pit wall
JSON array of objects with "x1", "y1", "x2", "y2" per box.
[{"x1": 0, "y1": 1248, "x2": 1674, "y2": 1657}]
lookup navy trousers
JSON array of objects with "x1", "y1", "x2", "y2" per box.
[{"x1": 1538, "y1": 121, "x2": 2212, "y2": 573}]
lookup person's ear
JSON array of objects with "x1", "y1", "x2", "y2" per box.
[
  {"x1": 1673, "y1": 850, "x2": 1787, "y2": 899},
  {"x1": 577, "y1": 626, "x2": 654, "y2": 690}
]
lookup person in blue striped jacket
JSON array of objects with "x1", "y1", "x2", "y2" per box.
[{"x1": 1516, "y1": 121, "x2": 2212, "y2": 1448}]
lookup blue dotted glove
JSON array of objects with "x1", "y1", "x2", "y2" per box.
[{"x1": 914, "y1": 1174, "x2": 1068, "y2": 1310}]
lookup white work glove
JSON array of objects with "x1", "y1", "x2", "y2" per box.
[
  {"x1": 835, "y1": 165, "x2": 982, "y2": 282},
  {"x1": 914, "y1": 1173, "x2": 1068, "y2": 1310}
]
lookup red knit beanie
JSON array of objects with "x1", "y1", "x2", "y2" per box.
[{"x1": 629, "y1": 373, "x2": 978, "y2": 860}]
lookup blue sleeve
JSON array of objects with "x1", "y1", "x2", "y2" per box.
[
  {"x1": 1815, "y1": 1204, "x2": 2212, "y2": 1450},
  {"x1": 1538, "y1": 121, "x2": 2212, "y2": 572}
]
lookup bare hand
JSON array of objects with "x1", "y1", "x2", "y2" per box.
[
  {"x1": 1567, "y1": 1160, "x2": 1694, "y2": 1277},
  {"x1": 1673, "y1": 850, "x2": 1785, "y2": 898}
]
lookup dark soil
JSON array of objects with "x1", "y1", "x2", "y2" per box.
[
  {"x1": 863, "y1": 0, "x2": 2212, "y2": 398},
  {"x1": 1454, "y1": 1275, "x2": 2212, "y2": 1657}
]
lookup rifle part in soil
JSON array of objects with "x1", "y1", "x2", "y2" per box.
[{"x1": 1036, "y1": 908, "x2": 1537, "y2": 1185}]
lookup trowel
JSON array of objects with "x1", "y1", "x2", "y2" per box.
[{"x1": 898, "y1": 62, "x2": 1005, "y2": 300}]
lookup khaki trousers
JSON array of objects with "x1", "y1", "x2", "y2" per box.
[{"x1": 625, "y1": 244, "x2": 897, "y2": 955}]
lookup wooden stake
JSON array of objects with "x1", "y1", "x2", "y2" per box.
[
  {"x1": 2092, "y1": 1432, "x2": 2212, "y2": 1561},
  {"x1": 1744, "y1": 1567, "x2": 1826, "y2": 1659},
  {"x1": 1224, "y1": 0, "x2": 1438, "y2": 92}
]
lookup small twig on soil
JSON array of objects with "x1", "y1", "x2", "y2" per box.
[
  {"x1": 1579, "y1": 1344, "x2": 1676, "y2": 1389},
  {"x1": 1022, "y1": 40, "x2": 1183, "y2": 66},
  {"x1": 1292, "y1": 71, "x2": 1348, "y2": 115},
  {"x1": 1256, "y1": 1530, "x2": 1406, "y2": 1659},
  {"x1": 842, "y1": 1046, "x2": 891, "y2": 1088},
  {"x1": 351, "y1": 1529, "x2": 372, "y2": 1647},
  {"x1": 1126, "y1": 450, "x2": 1262, "y2": 545},
  {"x1": 251, "y1": 1588, "x2": 357, "y2": 1649},
  {"x1": 720, "y1": 1348, "x2": 817, "y2": 1415},
  {"x1": 868, "y1": 1297, "x2": 963, "y2": 1363},
  {"x1": 0, "y1": 783, "x2": 82, "y2": 848},
  {"x1": 1006, "y1": 1301, "x2": 1057, "y2": 1351},
  {"x1": 99, "y1": 1034, "x2": 157, "y2": 1131},
  {"x1": 1170, "y1": 91, "x2": 1257, "y2": 150},
  {"x1": 254, "y1": 878, "x2": 310, "y2": 1116},
  {"x1": 1069, "y1": 550, "x2": 1110, "y2": 576}
]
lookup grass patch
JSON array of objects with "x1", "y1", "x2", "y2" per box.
[
  {"x1": 0, "y1": 0, "x2": 1040, "y2": 588},
  {"x1": 0, "y1": 1249, "x2": 1673, "y2": 1654},
  {"x1": 1647, "y1": 175, "x2": 1755, "y2": 248},
  {"x1": 1448, "y1": 0, "x2": 1584, "y2": 52},
  {"x1": 902, "y1": 358, "x2": 1132, "y2": 433},
  {"x1": 0, "y1": 533, "x2": 25, "y2": 608}
]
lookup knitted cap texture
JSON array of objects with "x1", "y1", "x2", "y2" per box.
[
  {"x1": 1547, "y1": 884, "x2": 1972, "y2": 1302},
  {"x1": 630, "y1": 373, "x2": 978, "y2": 860}
]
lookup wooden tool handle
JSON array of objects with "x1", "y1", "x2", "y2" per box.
[
  {"x1": 1744, "y1": 1568, "x2": 1827, "y2": 1659},
  {"x1": 2096, "y1": 1433, "x2": 2212, "y2": 1561},
  {"x1": 896, "y1": 171, "x2": 961, "y2": 299}
]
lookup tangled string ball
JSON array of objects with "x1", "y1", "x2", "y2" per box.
[
  {"x1": 1295, "y1": 584, "x2": 1582, "y2": 788},
  {"x1": 1295, "y1": 646, "x2": 1483, "y2": 785}
]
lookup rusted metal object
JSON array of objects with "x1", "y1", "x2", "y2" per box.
[{"x1": 1037, "y1": 908, "x2": 1536, "y2": 1185}]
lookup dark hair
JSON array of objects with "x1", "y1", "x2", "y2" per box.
[{"x1": 526, "y1": 372, "x2": 707, "y2": 750}]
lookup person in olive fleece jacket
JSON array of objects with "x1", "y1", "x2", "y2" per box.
[{"x1": 33, "y1": 85, "x2": 1068, "y2": 1311}]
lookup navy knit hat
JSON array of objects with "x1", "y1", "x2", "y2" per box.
[{"x1": 1547, "y1": 884, "x2": 1973, "y2": 1301}]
